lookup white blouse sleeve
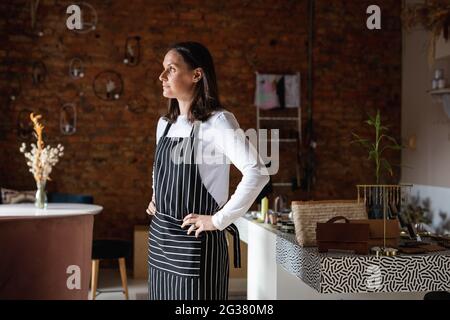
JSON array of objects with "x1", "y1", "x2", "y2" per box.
[
  {"x1": 152, "y1": 117, "x2": 167, "y2": 194},
  {"x1": 211, "y1": 112, "x2": 270, "y2": 231}
]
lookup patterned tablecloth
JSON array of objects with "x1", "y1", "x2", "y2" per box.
[{"x1": 244, "y1": 216, "x2": 450, "y2": 294}]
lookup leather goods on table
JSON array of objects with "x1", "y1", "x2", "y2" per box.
[
  {"x1": 316, "y1": 216, "x2": 370, "y2": 255},
  {"x1": 292, "y1": 200, "x2": 368, "y2": 247},
  {"x1": 399, "y1": 240, "x2": 447, "y2": 254},
  {"x1": 430, "y1": 235, "x2": 450, "y2": 249},
  {"x1": 351, "y1": 219, "x2": 400, "y2": 248}
]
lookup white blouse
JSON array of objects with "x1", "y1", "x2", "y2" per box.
[{"x1": 152, "y1": 110, "x2": 270, "y2": 231}]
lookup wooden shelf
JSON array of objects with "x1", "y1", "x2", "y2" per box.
[
  {"x1": 428, "y1": 88, "x2": 450, "y2": 95},
  {"x1": 428, "y1": 88, "x2": 450, "y2": 118}
]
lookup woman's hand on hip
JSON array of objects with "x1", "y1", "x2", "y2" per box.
[
  {"x1": 181, "y1": 214, "x2": 217, "y2": 238},
  {"x1": 146, "y1": 194, "x2": 156, "y2": 216}
]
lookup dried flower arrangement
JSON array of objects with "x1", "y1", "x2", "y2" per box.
[
  {"x1": 402, "y1": 0, "x2": 450, "y2": 64},
  {"x1": 19, "y1": 113, "x2": 64, "y2": 208}
]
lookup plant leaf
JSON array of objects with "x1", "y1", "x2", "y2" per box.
[
  {"x1": 368, "y1": 150, "x2": 377, "y2": 161},
  {"x1": 378, "y1": 134, "x2": 401, "y2": 148},
  {"x1": 382, "y1": 134, "x2": 401, "y2": 145},
  {"x1": 352, "y1": 139, "x2": 371, "y2": 148},
  {"x1": 351, "y1": 133, "x2": 371, "y2": 147},
  {"x1": 375, "y1": 110, "x2": 381, "y2": 128},
  {"x1": 381, "y1": 158, "x2": 394, "y2": 176}
]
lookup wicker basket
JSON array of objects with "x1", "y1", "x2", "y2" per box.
[{"x1": 291, "y1": 200, "x2": 368, "y2": 247}]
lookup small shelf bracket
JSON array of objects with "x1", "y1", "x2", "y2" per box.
[{"x1": 429, "y1": 88, "x2": 450, "y2": 118}]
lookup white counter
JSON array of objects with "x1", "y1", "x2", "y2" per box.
[
  {"x1": 0, "y1": 203, "x2": 102, "y2": 220},
  {"x1": 235, "y1": 215, "x2": 448, "y2": 300}
]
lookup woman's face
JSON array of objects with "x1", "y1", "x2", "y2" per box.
[{"x1": 159, "y1": 49, "x2": 200, "y2": 100}]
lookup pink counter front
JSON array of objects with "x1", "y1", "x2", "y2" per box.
[{"x1": 0, "y1": 203, "x2": 102, "y2": 300}]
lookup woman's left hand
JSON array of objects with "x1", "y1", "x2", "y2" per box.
[{"x1": 181, "y1": 214, "x2": 217, "y2": 238}]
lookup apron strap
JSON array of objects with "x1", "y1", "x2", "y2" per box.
[
  {"x1": 162, "y1": 121, "x2": 172, "y2": 138},
  {"x1": 190, "y1": 120, "x2": 200, "y2": 137},
  {"x1": 225, "y1": 223, "x2": 241, "y2": 268}
]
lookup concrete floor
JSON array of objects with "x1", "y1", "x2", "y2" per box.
[{"x1": 89, "y1": 268, "x2": 246, "y2": 300}]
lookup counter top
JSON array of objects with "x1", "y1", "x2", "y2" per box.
[
  {"x1": 237, "y1": 214, "x2": 450, "y2": 294},
  {"x1": 0, "y1": 203, "x2": 103, "y2": 220}
]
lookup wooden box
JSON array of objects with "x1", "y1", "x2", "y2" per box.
[
  {"x1": 351, "y1": 219, "x2": 400, "y2": 248},
  {"x1": 316, "y1": 216, "x2": 369, "y2": 255}
]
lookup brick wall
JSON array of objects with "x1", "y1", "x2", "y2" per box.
[{"x1": 0, "y1": 0, "x2": 402, "y2": 241}]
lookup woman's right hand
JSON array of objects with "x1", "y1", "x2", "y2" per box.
[{"x1": 146, "y1": 194, "x2": 156, "y2": 216}]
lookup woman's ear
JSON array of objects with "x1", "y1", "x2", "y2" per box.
[{"x1": 193, "y1": 68, "x2": 203, "y2": 83}]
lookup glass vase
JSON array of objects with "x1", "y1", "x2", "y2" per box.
[{"x1": 35, "y1": 180, "x2": 48, "y2": 209}]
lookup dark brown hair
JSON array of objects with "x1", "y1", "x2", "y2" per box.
[{"x1": 162, "y1": 42, "x2": 223, "y2": 123}]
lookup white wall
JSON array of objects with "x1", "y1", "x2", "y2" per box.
[{"x1": 401, "y1": 0, "x2": 450, "y2": 234}]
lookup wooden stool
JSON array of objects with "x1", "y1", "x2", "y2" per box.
[{"x1": 91, "y1": 239, "x2": 131, "y2": 300}]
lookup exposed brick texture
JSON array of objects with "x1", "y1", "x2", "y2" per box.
[{"x1": 0, "y1": 0, "x2": 402, "y2": 242}]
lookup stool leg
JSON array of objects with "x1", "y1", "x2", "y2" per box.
[
  {"x1": 91, "y1": 259, "x2": 99, "y2": 300},
  {"x1": 118, "y1": 257, "x2": 129, "y2": 300}
]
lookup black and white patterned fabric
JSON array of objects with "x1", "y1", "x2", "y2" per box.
[{"x1": 276, "y1": 232, "x2": 450, "y2": 294}]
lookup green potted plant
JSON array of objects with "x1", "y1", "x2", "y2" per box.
[
  {"x1": 352, "y1": 110, "x2": 403, "y2": 219},
  {"x1": 352, "y1": 109, "x2": 402, "y2": 184}
]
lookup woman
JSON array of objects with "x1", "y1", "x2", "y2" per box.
[{"x1": 146, "y1": 42, "x2": 269, "y2": 300}]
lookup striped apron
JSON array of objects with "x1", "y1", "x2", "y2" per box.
[{"x1": 148, "y1": 120, "x2": 241, "y2": 300}]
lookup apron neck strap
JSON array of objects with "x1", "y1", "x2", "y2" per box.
[
  {"x1": 190, "y1": 120, "x2": 200, "y2": 138},
  {"x1": 162, "y1": 122, "x2": 172, "y2": 138}
]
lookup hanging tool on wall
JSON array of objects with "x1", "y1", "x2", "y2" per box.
[
  {"x1": 92, "y1": 70, "x2": 124, "y2": 101},
  {"x1": 31, "y1": 60, "x2": 47, "y2": 85},
  {"x1": 28, "y1": 0, "x2": 44, "y2": 37},
  {"x1": 123, "y1": 36, "x2": 141, "y2": 66},
  {"x1": 30, "y1": 0, "x2": 39, "y2": 30},
  {"x1": 300, "y1": 0, "x2": 317, "y2": 195},
  {"x1": 69, "y1": 57, "x2": 85, "y2": 79}
]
